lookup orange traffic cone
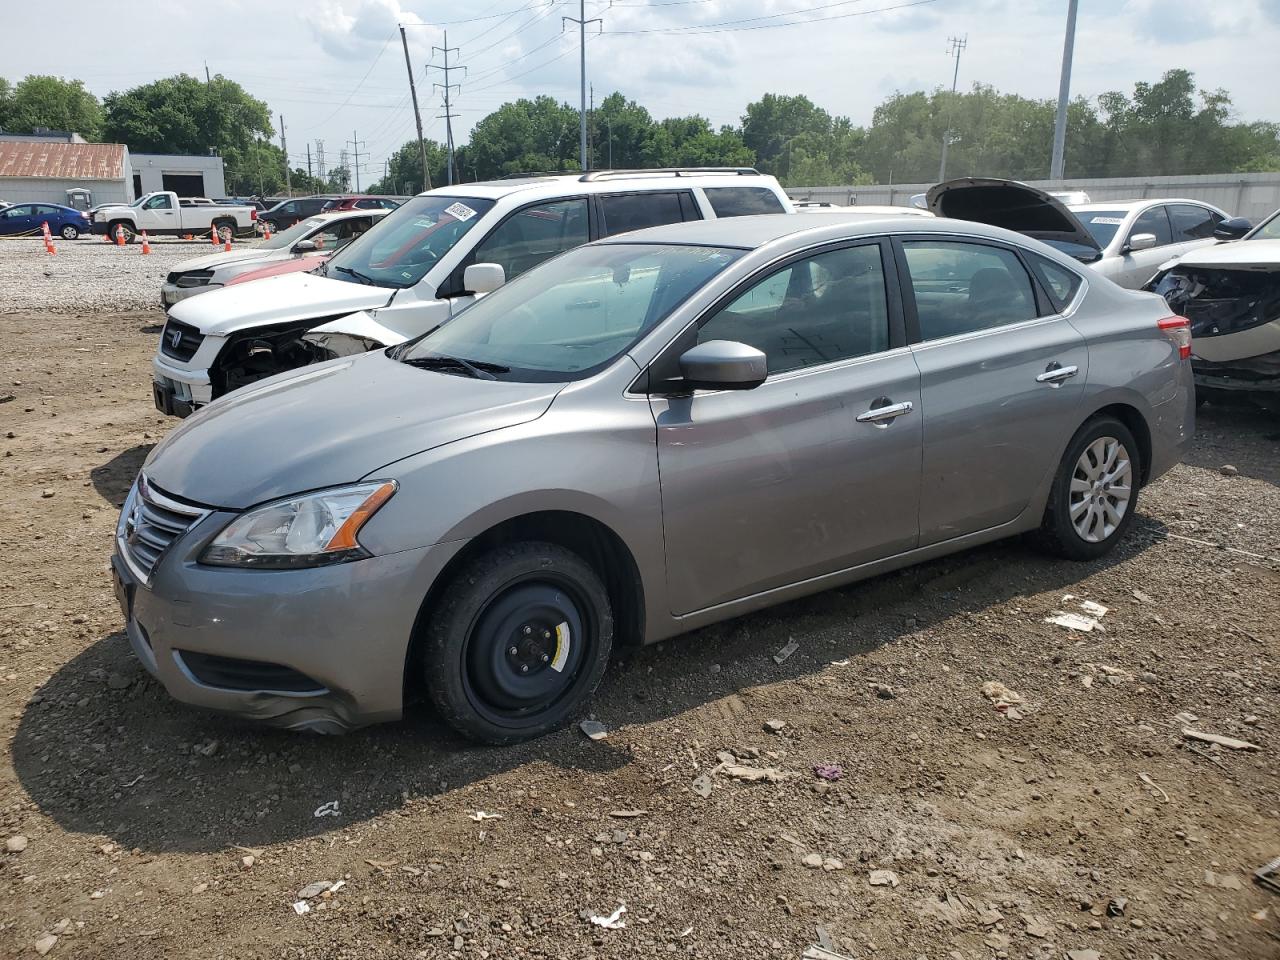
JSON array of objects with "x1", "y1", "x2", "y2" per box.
[
  {"x1": 115, "y1": 225, "x2": 125, "y2": 247},
  {"x1": 223, "y1": 234, "x2": 232, "y2": 252},
  {"x1": 263, "y1": 223, "x2": 272, "y2": 240},
  {"x1": 103, "y1": 229, "x2": 112, "y2": 243},
  {"x1": 141, "y1": 231, "x2": 152, "y2": 255},
  {"x1": 210, "y1": 225, "x2": 219, "y2": 247}
]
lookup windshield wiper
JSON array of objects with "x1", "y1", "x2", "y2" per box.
[
  {"x1": 402, "y1": 353, "x2": 509, "y2": 380},
  {"x1": 332, "y1": 265, "x2": 377, "y2": 285}
]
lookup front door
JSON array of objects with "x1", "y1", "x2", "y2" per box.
[
  {"x1": 650, "y1": 240, "x2": 922, "y2": 615},
  {"x1": 898, "y1": 237, "x2": 1089, "y2": 545},
  {"x1": 1113, "y1": 205, "x2": 1175, "y2": 288}
]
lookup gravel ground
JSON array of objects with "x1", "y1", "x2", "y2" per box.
[
  {"x1": 0, "y1": 236, "x2": 265, "y2": 314},
  {"x1": 0, "y1": 254, "x2": 1277, "y2": 958}
]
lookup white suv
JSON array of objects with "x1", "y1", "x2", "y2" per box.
[{"x1": 152, "y1": 168, "x2": 793, "y2": 417}]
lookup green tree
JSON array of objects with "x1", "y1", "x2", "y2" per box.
[
  {"x1": 0, "y1": 75, "x2": 103, "y2": 139},
  {"x1": 366, "y1": 138, "x2": 452, "y2": 194},
  {"x1": 465, "y1": 96, "x2": 580, "y2": 178}
]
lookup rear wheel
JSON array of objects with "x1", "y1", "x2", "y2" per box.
[
  {"x1": 60, "y1": 224, "x2": 79, "y2": 240},
  {"x1": 1036, "y1": 416, "x2": 1141, "y2": 560},
  {"x1": 422, "y1": 541, "x2": 613, "y2": 744}
]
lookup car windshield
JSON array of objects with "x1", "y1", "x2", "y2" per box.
[
  {"x1": 1246, "y1": 209, "x2": 1280, "y2": 241},
  {"x1": 259, "y1": 217, "x2": 325, "y2": 250},
  {"x1": 398, "y1": 243, "x2": 744, "y2": 381},
  {"x1": 1075, "y1": 209, "x2": 1128, "y2": 248},
  {"x1": 325, "y1": 194, "x2": 496, "y2": 289}
]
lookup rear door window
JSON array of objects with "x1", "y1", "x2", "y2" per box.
[
  {"x1": 1129, "y1": 206, "x2": 1173, "y2": 247},
  {"x1": 599, "y1": 192, "x2": 692, "y2": 237},
  {"x1": 1168, "y1": 204, "x2": 1222, "y2": 241},
  {"x1": 704, "y1": 186, "x2": 786, "y2": 217},
  {"x1": 901, "y1": 240, "x2": 1038, "y2": 341},
  {"x1": 472, "y1": 198, "x2": 590, "y2": 281}
]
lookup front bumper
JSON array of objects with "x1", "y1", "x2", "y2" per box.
[
  {"x1": 152, "y1": 350, "x2": 218, "y2": 417},
  {"x1": 161, "y1": 282, "x2": 221, "y2": 308},
  {"x1": 111, "y1": 517, "x2": 465, "y2": 733}
]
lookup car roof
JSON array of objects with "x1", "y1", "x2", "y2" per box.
[
  {"x1": 595, "y1": 212, "x2": 1033, "y2": 250},
  {"x1": 1069, "y1": 199, "x2": 1211, "y2": 213},
  {"x1": 418, "y1": 168, "x2": 780, "y2": 202}
]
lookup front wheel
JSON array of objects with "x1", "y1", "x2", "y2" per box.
[
  {"x1": 422, "y1": 542, "x2": 614, "y2": 744},
  {"x1": 1035, "y1": 416, "x2": 1141, "y2": 560},
  {"x1": 60, "y1": 224, "x2": 80, "y2": 240},
  {"x1": 108, "y1": 220, "x2": 136, "y2": 244},
  {"x1": 214, "y1": 221, "x2": 235, "y2": 244}
]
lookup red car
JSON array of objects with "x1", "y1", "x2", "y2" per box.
[
  {"x1": 322, "y1": 196, "x2": 406, "y2": 212},
  {"x1": 224, "y1": 255, "x2": 329, "y2": 287}
]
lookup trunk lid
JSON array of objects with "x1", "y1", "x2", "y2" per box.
[{"x1": 927, "y1": 178, "x2": 1103, "y2": 263}]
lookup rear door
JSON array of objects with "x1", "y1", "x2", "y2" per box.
[
  {"x1": 896, "y1": 236, "x2": 1088, "y2": 545},
  {"x1": 650, "y1": 239, "x2": 923, "y2": 614}
]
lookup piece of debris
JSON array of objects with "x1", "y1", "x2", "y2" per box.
[
  {"x1": 813, "y1": 764, "x2": 843, "y2": 781},
  {"x1": 1174, "y1": 711, "x2": 1199, "y2": 726},
  {"x1": 822, "y1": 857, "x2": 844, "y2": 871},
  {"x1": 609, "y1": 809, "x2": 648, "y2": 818},
  {"x1": 1132, "y1": 589, "x2": 1155, "y2": 604},
  {"x1": 721, "y1": 764, "x2": 790, "y2": 783},
  {"x1": 240, "y1": 855, "x2": 255, "y2": 870},
  {"x1": 868, "y1": 869, "x2": 899, "y2": 888},
  {"x1": 40, "y1": 488, "x2": 55, "y2": 499},
  {"x1": 1138, "y1": 773, "x2": 1169, "y2": 802},
  {"x1": 1045, "y1": 611, "x2": 1102, "y2": 632},
  {"x1": 1220, "y1": 464, "x2": 1239, "y2": 476},
  {"x1": 1106, "y1": 897, "x2": 1128, "y2": 917},
  {"x1": 292, "y1": 901, "x2": 310, "y2": 916},
  {"x1": 297, "y1": 881, "x2": 332, "y2": 900},
  {"x1": 980, "y1": 681, "x2": 1023, "y2": 708},
  {"x1": 691, "y1": 775, "x2": 713, "y2": 798},
  {"x1": 467, "y1": 810, "x2": 503, "y2": 821},
  {"x1": 1067, "y1": 950, "x2": 1101, "y2": 960},
  {"x1": 365, "y1": 858, "x2": 398, "y2": 871},
  {"x1": 6, "y1": 834, "x2": 29, "y2": 853},
  {"x1": 763, "y1": 719, "x2": 786, "y2": 734},
  {"x1": 34, "y1": 935, "x2": 58, "y2": 956},
  {"x1": 802, "y1": 853, "x2": 823, "y2": 869},
  {"x1": 773, "y1": 639, "x2": 799, "y2": 664},
  {"x1": 802, "y1": 947, "x2": 857, "y2": 960},
  {"x1": 1079, "y1": 599, "x2": 1109, "y2": 618},
  {"x1": 1255, "y1": 855, "x2": 1280, "y2": 894},
  {"x1": 313, "y1": 800, "x2": 340, "y2": 818},
  {"x1": 1183, "y1": 729, "x2": 1261, "y2": 751},
  {"x1": 579, "y1": 719, "x2": 608, "y2": 741},
  {"x1": 1081, "y1": 674, "x2": 1094, "y2": 689},
  {"x1": 588, "y1": 904, "x2": 626, "y2": 930}
]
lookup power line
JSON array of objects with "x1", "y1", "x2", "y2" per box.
[{"x1": 602, "y1": 0, "x2": 941, "y2": 36}]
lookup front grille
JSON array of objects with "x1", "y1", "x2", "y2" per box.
[
  {"x1": 178, "y1": 651, "x2": 327, "y2": 693},
  {"x1": 118, "y1": 476, "x2": 209, "y2": 584},
  {"x1": 160, "y1": 318, "x2": 205, "y2": 362}
]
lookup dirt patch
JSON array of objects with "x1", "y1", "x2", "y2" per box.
[{"x1": 1, "y1": 306, "x2": 1277, "y2": 959}]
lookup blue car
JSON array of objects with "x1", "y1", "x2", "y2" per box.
[{"x1": 0, "y1": 202, "x2": 92, "y2": 240}]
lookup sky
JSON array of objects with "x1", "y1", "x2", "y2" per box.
[{"x1": 5, "y1": 0, "x2": 1279, "y2": 181}]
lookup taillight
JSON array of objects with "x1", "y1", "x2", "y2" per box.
[
  {"x1": 250, "y1": 209, "x2": 258, "y2": 221},
  {"x1": 1158, "y1": 315, "x2": 1191, "y2": 360}
]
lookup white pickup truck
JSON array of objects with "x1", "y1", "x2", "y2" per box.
[{"x1": 92, "y1": 191, "x2": 257, "y2": 243}]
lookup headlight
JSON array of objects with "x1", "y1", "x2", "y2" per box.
[{"x1": 200, "y1": 481, "x2": 396, "y2": 569}]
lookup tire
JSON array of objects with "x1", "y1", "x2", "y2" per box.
[
  {"x1": 60, "y1": 224, "x2": 79, "y2": 240},
  {"x1": 422, "y1": 541, "x2": 614, "y2": 744},
  {"x1": 108, "y1": 220, "x2": 136, "y2": 244},
  {"x1": 214, "y1": 220, "x2": 235, "y2": 244},
  {"x1": 1036, "y1": 416, "x2": 1141, "y2": 561}
]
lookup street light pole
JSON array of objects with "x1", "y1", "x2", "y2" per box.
[{"x1": 1050, "y1": 0, "x2": 1079, "y2": 181}]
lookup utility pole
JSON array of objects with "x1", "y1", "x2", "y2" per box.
[
  {"x1": 429, "y1": 31, "x2": 465, "y2": 186},
  {"x1": 937, "y1": 35, "x2": 966, "y2": 182},
  {"x1": 279, "y1": 114, "x2": 291, "y2": 197},
  {"x1": 306, "y1": 143, "x2": 313, "y2": 183},
  {"x1": 1050, "y1": 0, "x2": 1079, "y2": 181},
  {"x1": 347, "y1": 132, "x2": 366, "y2": 192},
  {"x1": 563, "y1": 0, "x2": 601, "y2": 171},
  {"x1": 204, "y1": 61, "x2": 211, "y2": 83},
  {"x1": 400, "y1": 24, "x2": 432, "y2": 192},
  {"x1": 589, "y1": 84, "x2": 594, "y2": 167}
]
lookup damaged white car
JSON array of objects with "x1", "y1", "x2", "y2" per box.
[
  {"x1": 151, "y1": 169, "x2": 793, "y2": 417},
  {"x1": 1146, "y1": 208, "x2": 1280, "y2": 407}
]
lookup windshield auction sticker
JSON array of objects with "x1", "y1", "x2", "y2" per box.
[
  {"x1": 1090, "y1": 216, "x2": 1125, "y2": 225},
  {"x1": 445, "y1": 202, "x2": 477, "y2": 222}
]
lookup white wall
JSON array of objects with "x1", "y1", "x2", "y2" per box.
[
  {"x1": 0, "y1": 177, "x2": 128, "y2": 207},
  {"x1": 131, "y1": 154, "x2": 227, "y2": 198}
]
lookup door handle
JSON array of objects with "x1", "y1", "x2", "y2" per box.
[
  {"x1": 1036, "y1": 363, "x2": 1078, "y2": 384},
  {"x1": 856, "y1": 400, "x2": 914, "y2": 423}
]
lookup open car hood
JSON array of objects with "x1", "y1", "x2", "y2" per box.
[{"x1": 927, "y1": 178, "x2": 1103, "y2": 262}]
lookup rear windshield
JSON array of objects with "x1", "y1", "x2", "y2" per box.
[
  {"x1": 1152, "y1": 267, "x2": 1280, "y2": 338},
  {"x1": 1077, "y1": 210, "x2": 1128, "y2": 248},
  {"x1": 398, "y1": 243, "x2": 743, "y2": 381},
  {"x1": 324, "y1": 195, "x2": 495, "y2": 288}
]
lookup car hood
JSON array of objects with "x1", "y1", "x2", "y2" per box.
[
  {"x1": 166, "y1": 272, "x2": 395, "y2": 335},
  {"x1": 170, "y1": 248, "x2": 281, "y2": 274},
  {"x1": 144, "y1": 349, "x2": 564, "y2": 510},
  {"x1": 927, "y1": 178, "x2": 1103, "y2": 261},
  {"x1": 1163, "y1": 238, "x2": 1280, "y2": 270}
]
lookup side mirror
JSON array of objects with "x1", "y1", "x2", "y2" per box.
[
  {"x1": 1214, "y1": 216, "x2": 1252, "y2": 241},
  {"x1": 1126, "y1": 232, "x2": 1158, "y2": 253},
  {"x1": 464, "y1": 262, "x2": 506, "y2": 295},
  {"x1": 677, "y1": 340, "x2": 768, "y2": 391},
  {"x1": 292, "y1": 239, "x2": 318, "y2": 253}
]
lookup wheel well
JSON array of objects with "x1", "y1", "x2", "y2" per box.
[
  {"x1": 403, "y1": 511, "x2": 646, "y2": 704},
  {"x1": 1091, "y1": 403, "x2": 1152, "y2": 485}
]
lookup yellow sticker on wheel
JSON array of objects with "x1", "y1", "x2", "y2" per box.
[{"x1": 550, "y1": 621, "x2": 571, "y2": 672}]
